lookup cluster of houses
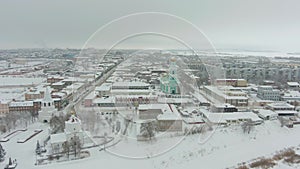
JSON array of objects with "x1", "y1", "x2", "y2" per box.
[{"x1": 80, "y1": 56, "x2": 300, "y2": 140}]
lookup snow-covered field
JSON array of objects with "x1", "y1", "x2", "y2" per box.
[
  {"x1": 0, "y1": 87, "x2": 26, "y2": 102},
  {"x1": 0, "y1": 77, "x2": 44, "y2": 87},
  {"x1": 1, "y1": 120, "x2": 300, "y2": 169}
]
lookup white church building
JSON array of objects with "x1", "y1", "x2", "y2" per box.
[{"x1": 49, "y1": 115, "x2": 85, "y2": 154}]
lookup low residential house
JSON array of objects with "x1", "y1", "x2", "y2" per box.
[
  {"x1": 287, "y1": 82, "x2": 299, "y2": 91},
  {"x1": 199, "y1": 108, "x2": 263, "y2": 125},
  {"x1": 266, "y1": 102, "x2": 298, "y2": 116},
  {"x1": 211, "y1": 103, "x2": 238, "y2": 113},
  {"x1": 156, "y1": 104, "x2": 182, "y2": 132}
]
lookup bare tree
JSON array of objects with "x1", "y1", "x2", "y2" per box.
[
  {"x1": 69, "y1": 136, "x2": 82, "y2": 158},
  {"x1": 35, "y1": 140, "x2": 41, "y2": 155},
  {"x1": 62, "y1": 141, "x2": 70, "y2": 159},
  {"x1": 116, "y1": 121, "x2": 121, "y2": 133},
  {"x1": 0, "y1": 143, "x2": 6, "y2": 162},
  {"x1": 241, "y1": 119, "x2": 254, "y2": 134},
  {"x1": 278, "y1": 117, "x2": 288, "y2": 127},
  {"x1": 140, "y1": 121, "x2": 156, "y2": 140},
  {"x1": 123, "y1": 115, "x2": 131, "y2": 135},
  {"x1": 49, "y1": 114, "x2": 70, "y2": 134}
]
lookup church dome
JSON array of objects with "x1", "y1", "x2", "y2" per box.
[{"x1": 170, "y1": 57, "x2": 176, "y2": 62}]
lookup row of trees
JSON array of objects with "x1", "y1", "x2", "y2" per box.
[
  {"x1": 62, "y1": 136, "x2": 82, "y2": 158},
  {"x1": 49, "y1": 114, "x2": 71, "y2": 134},
  {"x1": 0, "y1": 111, "x2": 37, "y2": 134},
  {"x1": 241, "y1": 120, "x2": 255, "y2": 134},
  {"x1": 139, "y1": 121, "x2": 156, "y2": 140},
  {"x1": 0, "y1": 144, "x2": 6, "y2": 162},
  {"x1": 48, "y1": 112, "x2": 83, "y2": 158}
]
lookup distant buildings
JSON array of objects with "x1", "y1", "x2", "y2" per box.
[
  {"x1": 156, "y1": 104, "x2": 182, "y2": 132},
  {"x1": 266, "y1": 102, "x2": 298, "y2": 116},
  {"x1": 25, "y1": 88, "x2": 44, "y2": 101},
  {"x1": 47, "y1": 76, "x2": 64, "y2": 84},
  {"x1": 0, "y1": 102, "x2": 9, "y2": 114},
  {"x1": 257, "y1": 86, "x2": 280, "y2": 101},
  {"x1": 215, "y1": 79, "x2": 247, "y2": 87},
  {"x1": 199, "y1": 108, "x2": 263, "y2": 125},
  {"x1": 281, "y1": 90, "x2": 300, "y2": 101},
  {"x1": 138, "y1": 104, "x2": 182, "y2": 132},
  {"x1": 111, "y1": 81, "x2": 150, "y2": 95},
  {"x1": 8, "y1": 101, "x2": 40, "y2": 114},
  {"x1": 211, "y1": 103, "x2": 238, "y2": 113},
  {"x1": 287, "y1": 82, "x2": 300, "y2": 90},
  {"x1": 223, "y1": 57, "x2": 300, "y2": 83},
  {"x1": 202, "y1": 86, "x2": 248, "y2": 107},
  {"x1": 254, "y1": 109, "x2": 278, "y2": 120}
]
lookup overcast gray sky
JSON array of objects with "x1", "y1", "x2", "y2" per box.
[{"x1": 0, "y1": 0, "x2": 299, "y2": 52}]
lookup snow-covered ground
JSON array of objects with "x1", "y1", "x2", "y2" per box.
[
  {"x1": 0, "y1": 77, "x2": 44, "y2": 87},
  {"x1": 1, "y1": 120, "x2": 300, "y2": 169},
  {"x1": 0, "y1": 87, "x2": 26, "y2": 102}
]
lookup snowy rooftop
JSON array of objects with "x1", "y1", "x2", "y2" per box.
[
  {"x1": 258, "y1": 85, "x2": 273, "y2": 89},
  {"x1": 51, "y1": 92, "x2": 66, "y2": 98},
  {"x1": 215, "y1": 78, "x2": 246, "y2": 82},
  {"x1": 115, "y1": 95, "x2": 157, "y2": 98},
  {"x1": 267, "y1": 102, "x2": 295, "y2": 109},
  {"x1": 156, "y1": 104, "x2": 181, "y2": 121},
  {"x1": 204, "y1": 86, "x2": 248, "y2": 100},
  {"x1": 158, "y1": 97, "x2": 192, "y2": 104},
  {"x1": 47, "y1": 76, "x2": 64, "y2": 79},
  {"x1": 52, "y1": 81, "x2": 65, "y2": 86},
  {"x1": 9, "y1": 101, "x2": 33, "y2": 107},
  {"x1": 191, "y1": 92, "x2": 209, "y2": 103},
  {"x1": 255, "y1": 109, "x2": 277, "y2": 117},
  {"x1": 139, "y1": 104, "x2": 179, "y2": 114},
  {"x1": 93, "y1": 97, "x2": 115, "y2": 104},
  {"x1": 111, "y1": 89, "x2": 150, "y2": 94},
  {"x1": 274, "y1": 110, "x2": 298, "y2": 114},
  {"x1": 200, "y1": 108, "x2": 262, "y2": 124},
  {"x1": 62, "y1": 77, "x2": 86, "y2": 82},
  {"x1": 287, "y1": 82, "x2": 300, "y2": 87},
  {"x1": 183, "y1": 117, "x2": 204, "y2": 123},
  {"x1": 213, "y1": 103, "x2": 236, "y2": 109},
  {"x1": 157, "y1": 112, "x2": 181, "y2": 120},
  {"x1": 95, "y1": 83, "x2": 112, "y2": 91},
  {"x1": 112, "y1": 81, "x2": 150, "y2": 87},
  {"x1": 139, "y1": 104, "x2": 169, "y2": 110},
  {"x1": 65, "y1": 82, "x2": 84, "y2": 90},
  {"x1": 282, "y1": 90, "x2": 300, "y2": 98}
]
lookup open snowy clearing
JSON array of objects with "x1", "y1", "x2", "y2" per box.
[{"x1": 1, "y1": 120, "x2": 300, "y2": 169}]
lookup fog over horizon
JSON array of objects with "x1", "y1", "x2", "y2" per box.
[{"x1": 0, "y1": 0, "x2": 300, "y2": 52}]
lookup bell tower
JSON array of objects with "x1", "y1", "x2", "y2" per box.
[
  {"x1": 169, "y1": 57, "x2": 177, "y2": 78},
  {"x1": 38, "y1": 87, "x2": 57, "y2": 123}
]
